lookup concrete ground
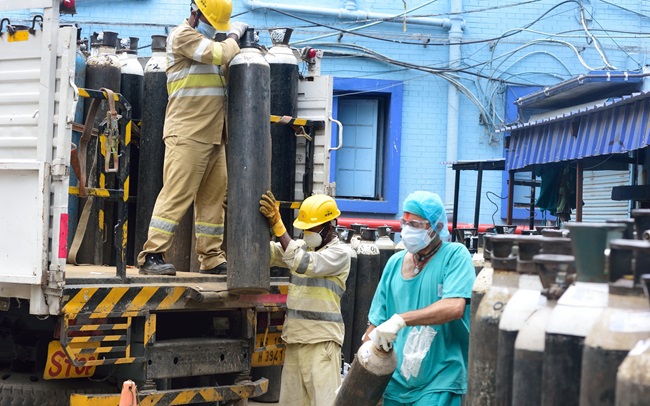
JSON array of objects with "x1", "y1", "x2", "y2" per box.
[{"x1": 248, "y1": 401, "x2": 278, "y2": 405}]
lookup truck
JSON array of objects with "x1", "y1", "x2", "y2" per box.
[{"x1": 0, "y1": 1, "x2": 337, "y2": 404}]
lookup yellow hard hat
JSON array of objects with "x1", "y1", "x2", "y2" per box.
[
  {"x1": 194, "y1": 0, "x2": 232, "y2": 31},
  {"x1": 293, "y1": 195, "x2": 341, "y2": 230}
]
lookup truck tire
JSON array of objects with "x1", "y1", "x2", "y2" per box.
[{"x1": 0, "y1": 371, "x2": 116, "y2": 406}]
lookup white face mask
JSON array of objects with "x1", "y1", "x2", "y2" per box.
[
  {"x1": 303, "y1": 230, "x2": 323, "y2": 248},
  {"x1": 401, "y1": 225, "x2": 435, "y2": 254},
  {"x1": 196, "y1": 19, "x2": 216, "y2": 39}
]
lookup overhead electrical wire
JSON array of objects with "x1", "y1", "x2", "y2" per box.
[
  {"x1": 318, "y1": 45, "x2": 499, "y2": 128},
  {"x1": 596, "y1": 0, "x2": 650, "y2": 20},
  {"x1": 284, "y1": 0, "x2": 588, "y2": 47},
  {"x1": 55, "y1": 0, "x2": 642, "y2": 135},
  {"x1": 288, "y1": 0, "x2": 442, "y2": 46},
  {"x1": 266, "y1": 0, "x2": 623, "y2": 114},
  {"x1": 579, "y1": 6, "x2": 617, "y2": 69},
  {"x1": 316, "y1": 42, "x2": 538, "y2": 86}
]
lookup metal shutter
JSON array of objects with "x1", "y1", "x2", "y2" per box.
[{"x1": 582, "y1": 169, "x2": 630, "y2": 222}]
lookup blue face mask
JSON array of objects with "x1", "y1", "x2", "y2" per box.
[{"x1": 196, "y1": 20, "x2": 216, "y2": 39}]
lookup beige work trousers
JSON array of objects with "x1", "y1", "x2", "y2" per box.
[
  {"x1": 137, "y1": 136, "x2": 227, "y2": 270},
  {"x1": 279, "y1": 341, "x2": 342, "y2": 406}
]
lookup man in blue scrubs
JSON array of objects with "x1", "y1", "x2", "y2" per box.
[{"x1": 364, "y1": 191, "x2": 475, "y2": 406}]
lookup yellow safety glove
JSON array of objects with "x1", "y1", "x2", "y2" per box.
[{"x1": 259, "y1": 190, "x2": 286, "y2": 237}]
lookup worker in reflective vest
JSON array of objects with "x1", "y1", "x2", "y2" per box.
[
  {"x1": 260, "y1": 192, "x2": 352, "y2": 406},
  {"x1": 137, "y1": 0, "x2": 248, "y2": 276}
]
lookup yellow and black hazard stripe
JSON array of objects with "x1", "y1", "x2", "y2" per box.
[
  {"x1": 270, "y1": 114, "x2": 324, "y2": 128},
  {"x1": 69, "y1": 378, "x2": 269, "y2": 406},
  {"x1": 78, "y1": 87, "x2": 133, "y2": 114},
  {"x1": 60, "y1": 285, "x2": 188, "y2": 368},
  {"x1": 63, "y1": 285, "x2": 189, "y2": 317},
  {"x1": 277, "y1": 200, "x2": 302, "y2": 210}
]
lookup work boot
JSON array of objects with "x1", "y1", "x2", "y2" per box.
[
  {"x1": 139, "y1": 253, "x2": 176, "y2": 276},
  {"x1": 198, "y1": 262, "x2": 227, "y2": 275}
]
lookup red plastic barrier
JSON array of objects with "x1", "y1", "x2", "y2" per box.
[
  {"x1": 337, "y1": 217, "x2": 402, "y2": 232},
  {"x1": 338, "y1": 217, "x2": 525, "y2": 235}
]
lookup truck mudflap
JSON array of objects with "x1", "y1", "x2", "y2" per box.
[{"x1": 69, "y1": 378, "x2": 268, "y2": 405}]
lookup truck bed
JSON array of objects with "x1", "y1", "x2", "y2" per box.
[
  {"x1": 63, "y1": 264, "x2": 289, "y2": 308},
  {"x1": 66, "y1": 264, "x2": 228, "y2": 284}
]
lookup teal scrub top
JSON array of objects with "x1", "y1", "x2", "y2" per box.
[{"x1": 368, "y1": 242, "x2": 475, "y2": 404}]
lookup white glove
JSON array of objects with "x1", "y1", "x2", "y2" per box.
[
  {"x1": 369, "y1": 314, "x2": 406, "y2": 352},
  {"x1": 228, "y1": 22, "x2": 249, "y2": 40}
]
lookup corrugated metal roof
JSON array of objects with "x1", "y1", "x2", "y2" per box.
[{"x1": 503, "y1": 91, "x2": 650, "y2": 170}]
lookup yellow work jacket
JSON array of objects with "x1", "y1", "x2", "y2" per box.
[
  {"x1": 270, "y1": 237, "x2": 352, "y2": 346},
  {"x1": 164, "y1": 20, "x2": 240, "y2": 144}
]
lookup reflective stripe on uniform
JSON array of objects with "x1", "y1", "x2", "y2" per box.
[
  {"x1": 167, "y1": 64, "x2": 222, "y2": 82},
  {"x1": 211, "y1": 44, "x2": 224, "y2": 65},
  {"x1": 166, "y1": 28, "x2": 178, "y2": 67},
  {"x1": 287, "y1": 309, "x2": 344, "y2": 323},
  {"x1": 195, "y1": 222, "x2": 224, "y2": 238},
  {"x1": 149, "y1": 216, "x2": 178, "y2": 235},
  {"x1": 290, "y1": 274, "x2": 345, "y2": 297},
  {"x1": 294, "y1": 249, "x2": 311, "y2": 274},
  {"x1": 167, "y1": 74, "x2": 225, "y2": 98},
  {"x1": 169, "y1": 87, "x2": 226, "y2": 99},
  {"x1": 193, "y1": 38, "x2": 211, "y2": 62}
]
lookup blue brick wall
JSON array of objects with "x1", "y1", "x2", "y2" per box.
[{"x1": 5, "y1": 0, "x2": 647, "y2": 226}]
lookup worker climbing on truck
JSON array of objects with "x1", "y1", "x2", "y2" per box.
[
  {"x1": 259, "y1": 191, "x2": 352, "y2": 406},
  {"x1": 137, "y1": 0, "x2": 249, "y2": 275}
]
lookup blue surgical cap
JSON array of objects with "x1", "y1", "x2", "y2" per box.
[{"x1": 403, "y1": 191, "x2": 449, "y2": 239}]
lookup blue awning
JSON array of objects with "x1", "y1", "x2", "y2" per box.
[{"x1": 501, "y1": 91, "x2": 650, "y2": 170}]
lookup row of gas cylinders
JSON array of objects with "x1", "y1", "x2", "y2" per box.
[
  {"x1": 68, "y1": 29, "x2": 150, "y2": 266},
  {"x1": 68, "y1": 27, "x2": 303, "y2": 281},
  {"x1": 466, "y1": 210, "x2": 650, "y2": 406}
]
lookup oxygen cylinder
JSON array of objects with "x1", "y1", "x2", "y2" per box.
[
  {"x1": 535, "y1": 225, "x2": 559, "y2": 234},
  {"x1": 79, "y1": 30, "x2": 121, "y2": 265},
  {"x1": 541, "y1": 223, "x2": 626, "y2": 406},
  {"x1": 631, "y1": 209, "x2": 650, "y2": 238},
  {"x1": 496, "y1": 235, "x2": 545, "y2": 406},
  {"x1": 265, "y1": 28, "x2": 299, "y2": 237},
  {"x1": 513, "y1": 253, "x2": 576, "y2": 406},
  {"x1": 68, "y1": 26, "x2": 86, "y2": 249},
  {"x1": 333, "y1": 340, "x2": 397, "y2": 406},
  {"x1": 470, "y1": 234, "x2": 494, "y2": 341},
  {"x1": 349, "y1": 223, "x2": 368, "y2": 250},
  {"x1": 466, "y1": 235, "x2": 518, "y2": 406},
  {"x1": 540, "y1": 228, "x2": 567, "y2": 238},
  {"x1": 89, "y1": 32, "x2": 99, "y2": 57},
  {"x1": 351, "y1": 228, "x2": 381, "y2": 358},
  {"x1": 135, "y1": 35, "x2": 167, "y2": 264},
  {"x1": 338, "y1": 228, "x2": 359, "y2": 364},
  {"x1": 616, "y1": 339, "x2": 650, "y2": 406},
  {"x1": 227, "y1": 29, "x2": 271, "y2": 294},
  {"x1": 118, "y1": 36, "x2": 144, "y2": 266},
  {"x1": 615, "y1": 274, "x2": 650, "y2": 406},
  {"x1": 473, "y1": 232, "x2": 487, "y2": 275},
  {"x1": 119, "y1": 37, "x2": 143, "y2": 121},
  {"x1": 579, "y1": 239, "x2": 650, "y2": 406},
  {"x1": 86, "y1": 30, "x2": 121, "y2": 110},
  {"x1": 606, "y1": 218, "x2": 636, "y2": 240},
  {"x1": 376, "y1": 225, "x2": 397, "y2": 272}
]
